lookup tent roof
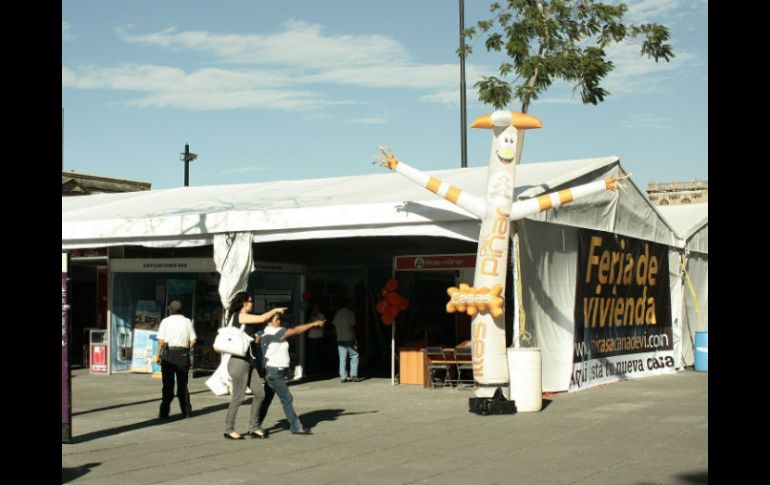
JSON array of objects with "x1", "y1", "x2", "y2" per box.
[
  {"x1": 656, "y1": 203, "x2": 708, "y2": 254},
  {"x1": 62, "y1": 156, "x2": 679, "y2": 249}
]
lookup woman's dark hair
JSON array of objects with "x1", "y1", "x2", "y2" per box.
[{"x1": 228, "y1": 291, "x2": 252, "y2": 317}]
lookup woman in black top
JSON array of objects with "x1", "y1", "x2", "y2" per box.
[{"x1": 223, "y1": 291, "x2": 286, "y2": 440}]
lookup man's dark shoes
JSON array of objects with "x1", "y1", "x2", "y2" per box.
[
  {"x1": 247, "y1": 428, "x2": 268, "y2": 439},
  {"x1": 224, "y1": 432, "x2": 245, "y2": 440},
  {"x1": 292, "y1": 428, "x2": 312, "y2": 435},
  {"x1": 350, "y1": 377, "x2": 364, "y2": 382}
]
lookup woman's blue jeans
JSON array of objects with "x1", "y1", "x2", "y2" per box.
[{"x1": 265, "y1": 367, "x2": 303, "y2": 432}]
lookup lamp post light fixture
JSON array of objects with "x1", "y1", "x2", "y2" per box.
[{"x1": 180, "y1": 143, "x2": 198, "y2": 187}]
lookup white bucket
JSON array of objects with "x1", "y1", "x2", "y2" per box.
[{"x1": 507, "y1": 347, "x2": 542, "y2": 412}]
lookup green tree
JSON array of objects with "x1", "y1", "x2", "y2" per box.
[
  {"x1": 459, "y1": 0, "x2": 674, "y2": 343},
  {"x1": 461, "y1": 0, "x2": 675, "y2": 115}
]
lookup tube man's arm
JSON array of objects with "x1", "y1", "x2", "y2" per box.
[
  {"x1": 376, "y1": 147, "x2": 485, "y2": 219},
  {"x1": 508, "y1": 177, "x2": 625, "y2": 221},
  {"x1": 376, "y1": 146, "x2": 624, "y2": 222}
]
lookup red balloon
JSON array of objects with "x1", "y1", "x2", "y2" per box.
[
  {"x1": 376, "y1": 300, "x2": 386, "y2": 313},
  {"x1": 398, "y1": 297, "x2": 410, "y2": 310},
  {"x1": 386, "y1": 292, "x2": 401, "y2": 305},
  {"x1": 383, "y1": 305, "x2": 398, "y2": 319},
  {"x1": 385, "y1": 278, "x2": 399, "y2": 292},
  {"x1": 381, "y1": 316, "x2": 394, "y2": 325}
]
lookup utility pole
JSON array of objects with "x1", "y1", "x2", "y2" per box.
[
  {"x1": 459, "y1": 0, "x2": 468, "y2": 168},
  {"x1": 180, "y1": 143, "x2": 198, "y2": 187}
]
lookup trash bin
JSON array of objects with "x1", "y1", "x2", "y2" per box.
[
  {"x1": 694, "y1": 331, "x2": 708, "y2": 372},
  {"x1": 507, "y1": 347, "x2": 542, "y2": 412}
]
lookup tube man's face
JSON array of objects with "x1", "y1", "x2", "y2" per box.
[{"x1": 495, "y1": 129, "x2": 516, "y2": 165}]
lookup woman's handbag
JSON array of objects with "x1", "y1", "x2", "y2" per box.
[{"x1": 213, "y1": 316, "x2": 252, "y2": 357}]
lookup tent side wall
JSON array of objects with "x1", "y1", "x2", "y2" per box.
[
  {"x1": 668, "y1": 249, "x2": 685, "y2": 369},
  {"x1": 681, "y1": 251, "x2": 708, "y2": 367},
  {"x1": 519, "y1": 220, "x2": 580, "y2": 392}
]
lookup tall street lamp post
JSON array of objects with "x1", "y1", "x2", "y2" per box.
[
  {"x1": 180, "y1": 143, "x2": 198, "y2": 187},
  {"x1": 459, "y1": 0, "x2": 468, "y2": 168}
]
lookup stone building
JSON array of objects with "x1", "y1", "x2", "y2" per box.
[
  {"x1": 647, "y1": 179, "x2": 707, "y2": 206},
  {"x1": 62, "y1": 171, "x2": 151, "y2": 196}
]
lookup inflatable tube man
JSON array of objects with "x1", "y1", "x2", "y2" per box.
[{"x1": 377, "y1": 110, "x2": 621, "y2": 398}]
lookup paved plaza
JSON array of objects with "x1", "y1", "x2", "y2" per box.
[{"x1": 62, "y1": 368, "x2": 707, "y2": 484}]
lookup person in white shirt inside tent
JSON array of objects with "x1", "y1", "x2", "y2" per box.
[{"x1": 332, "y1": 299, "x2": 362, "y2": 383}]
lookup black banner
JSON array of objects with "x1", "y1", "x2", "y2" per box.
[{"x1": 574, "y1": 230, "x2": 672, "y2": 363}]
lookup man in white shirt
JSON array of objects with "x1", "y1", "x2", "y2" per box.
[
  {"x1": 156, "y1": 300, "x2": 196, "y2": 419},
  {"x1": 332, "y1": 300, "x2": 361, "y2": 383}
]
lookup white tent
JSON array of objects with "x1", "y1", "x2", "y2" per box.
[
  {"x1": 63, "y1": 156, "x2": 683, "y2": 391},
  {"x1": 62, "y1": 156, "x2": 678, "y2": 249},
  {"x1": 657, "y1": 203, "x2": 708, "y2": 368}
]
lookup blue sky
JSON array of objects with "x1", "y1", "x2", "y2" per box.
[{"x1": 62, "y1": 0, "x2": 707, "y2": 192}]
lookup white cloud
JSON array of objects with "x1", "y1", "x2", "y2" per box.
[
  {"x1": 604, "y1": 41, "x2": 696, "y2": 95},
  {"x1": 67, "y1": 21, "x2": 477, "y2": 111},
  {"x1": 70, "y1": 21, "x2": 469, "y2": 110},
  {"x1": 117, "y1": 20, "x2": 409, "y2": 69},
  {"x1": 66, "y1": 16, "x2": 696, "y2": 113},
  {"x1": 62, "y1": 21, "x2": 74, "y2": 42},
  {"x1": 625, "y1": 0, "x2": 684, "y2": 23},
  {"x1": 219, "y1": 166, "x2": 271, "y2": 175},
  {"x1": 420, "y1": 90, "x2": 462, "y2": 106},
  {"x1": 618, "y1": 113, "x2": 675, "y2": 130},
  {"x1": 347, "y1": 116, "x2": 387, "y2": 125},
  {"x1": 62, "y1": 63, "x2": 330, "y2": 111}
]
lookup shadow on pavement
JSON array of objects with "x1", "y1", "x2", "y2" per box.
[
  {"x1": 67, "y1": 401, "x2": 233, "y2": 443},
  {"x1": 637, "y1": 470, "x2": 707, "y2": 485},
  {"x1": 62, "y1": 462, "x2": 100, "y2": 484},
  {"x1": 265, "y1": 408, "x2": 378, "y2": 434},
  {"x1": 72, "y1": 390, "x2": 210, "y2": 416}
]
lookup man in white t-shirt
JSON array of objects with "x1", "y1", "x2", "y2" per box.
[
  {"x1": 332, "y1": 300, "x2": 361, "y2": 383},
  {"x1": 156, "y1": 300, "x2": 196, "y2": 419}
]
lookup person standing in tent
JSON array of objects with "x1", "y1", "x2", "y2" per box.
[
  {"x1": 332, "y1": 299, "x2": 362, "y2": 383},
  {"x1": 259, "y1": 310, "x2": 326, "y2": 435},
  {"x1": 306, "y1": 303, "x2": 327, "y2": 377},
  {"x1": 156, "y1": 300, "x2": 196, "y2": 420},
  {"x1": 223, "y1": 291, "x2": 286, "y2": 440}
]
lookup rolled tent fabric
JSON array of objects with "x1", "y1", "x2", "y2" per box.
[
  {"x1": 208, "y1": 232, "x2": 255, "y2": 395},
  {"x1": 214, "y1": 232, "x2": 255, "y2": 319}
]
